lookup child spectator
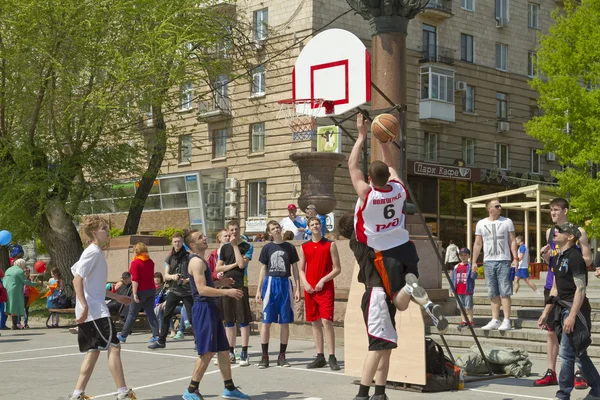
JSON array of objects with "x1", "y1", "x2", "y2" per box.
[
  {"x1": 18, "y1": 267, "x2": 32, "y2": 329},
  {"x1": 45, "y1": 267, "x2": 63, "y2": 328},
  {"x1": 0, "y1": 268, "x2": 7, "y2": 329},
  {"x1": 451, "y1": 248, "x2": 478, "y2": 328}
]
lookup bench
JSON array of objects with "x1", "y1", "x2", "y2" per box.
[{"x1": 46, "y1": 308, "x2": 75, "y2": 328}]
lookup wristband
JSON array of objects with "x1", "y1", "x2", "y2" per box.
[{"x1": 514, "y1": 257, "x2": 519, "y2": 261}]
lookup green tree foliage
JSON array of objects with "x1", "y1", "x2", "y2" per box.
[
  {"x1": 153, "y1": 228, "x2": 184, "y2": 240},
  {"x1": 526, "y1": 0, "x2": 600, "y2": 235}
]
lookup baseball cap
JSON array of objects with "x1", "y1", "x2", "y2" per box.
[
  {"x1": 459, "y1": 247, "x2": 470, "y2": 255},
  {"x1": 306, "y1": 204, "x2": 316, "y2": 210},
  {"x1": 122, "y1": 271, "x2": 132, "y2": 279},
  {"x1": 287, "y1": 204, "x2": 297, "y2": 211},
  {"x1": 555, "y1": 222, "x2": 581, "y2": 239}
]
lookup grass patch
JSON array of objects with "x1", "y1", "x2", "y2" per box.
[{"x1": 27, "y1": 292, "x2": 75, "y2": 319}]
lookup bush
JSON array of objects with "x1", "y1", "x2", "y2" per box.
[
  {"x1": 477, "y1": 266, "x2": 485, "y2": 277},
  {"x1": 109, "y1": 227, "x2": 124, "y2": 237},
  {"x1": 153, "y1": 227, "x2": 184, "y2": 240},
  {"x1": 36, "y1": 238, "x2": 48, "y2": 255}
]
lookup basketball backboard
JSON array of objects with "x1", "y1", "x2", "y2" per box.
[{"x1": 292, "y1": 29, "x2": 370, "y2": 117}]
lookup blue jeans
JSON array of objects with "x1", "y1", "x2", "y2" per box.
[
  {"x1": 0, "y1": 303, "x2": 6, "y2": 328},
  {"x1": 121, "y1": 288, "x2": 159, "y2": 338},
  {"x1": 156, "y1": 304, "x2": 188, "y2": 333},
  {"x1": 556, "y1": 308, "x2": 600, "y2": 400}
]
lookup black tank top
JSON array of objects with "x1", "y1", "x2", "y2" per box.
[{"x1": 188, "y1": 254, "x2": 216, "y2": 303}]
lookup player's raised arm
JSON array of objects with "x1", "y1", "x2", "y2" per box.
[
  {"x1": 349, "y1": 114, "x2": 371, "y2": 201},
  {"x1": 381, "y1": 139, "x2": 401, "y2": 183}
]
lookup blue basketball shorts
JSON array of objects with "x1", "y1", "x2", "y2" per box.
[
  {"x1": 192, "y1": 301, "x2": 229, "y2": 355},
  {"x1": 261, "y1": 276, "x2": 294, "y2": 324}
]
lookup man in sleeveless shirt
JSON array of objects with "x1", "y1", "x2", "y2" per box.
[
  {"x1": 535, "y1": 198, "x2": 591, "y2": 389},
  {"x1": 298, "y1": 217, "x2": 341, "y2": 370},
  {"x1": 182, "y1": 230, "x2": 250, "y2": 400}
]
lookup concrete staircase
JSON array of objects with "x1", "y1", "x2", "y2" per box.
[{"x1": 427, "y1": 272, "x2": 600, "y2": 358}]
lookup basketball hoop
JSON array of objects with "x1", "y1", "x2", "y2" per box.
[{"x1": 277, "y1": 99, "x2": 334, "y2": 141}]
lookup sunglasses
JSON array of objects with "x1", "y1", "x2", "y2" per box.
[
  {"x1": 555, "y1": 226, "x2": 567, "y2": 234},
  {"x1": 493, "y1": 205, "x2": 502, "y2": 209}
]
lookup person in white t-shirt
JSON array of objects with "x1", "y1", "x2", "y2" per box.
[
  {"x1": 514, "y1": 235, "x2": 541, "y2": 295},
  {"x1": 69, "y1": 216, "x2": 135, "y2": 400},
  {"x1": 279, "y1": 204, "x2": 306, "y2": 241},
  {"x1": 471, "y1": 198, "x2": 518, "y2": 331}
]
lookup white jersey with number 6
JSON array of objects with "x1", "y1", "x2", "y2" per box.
[{"x1": 354, "y1": 179, "x2": 409, "y2": 251}]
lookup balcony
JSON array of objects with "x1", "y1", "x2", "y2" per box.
[
  {"x1": 419, "y1": 45, "x2": 455, "y2": 66},
  {"x1": 198, "y1": 96, "x2": 232, "y2": 122},
  {"x1": 419, "y1": 100, "x2": 455, "y2": 123},
  {"x1": 422, "y1": 0, "x2": 453, "y2": 20}
]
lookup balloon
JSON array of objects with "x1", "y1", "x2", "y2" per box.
[
  {"x1": 34, "y1": 260, "x2": 47, "y2": 274},
  {"x1": 0, "y1": 230, "x2": 12, "y2": 246}
]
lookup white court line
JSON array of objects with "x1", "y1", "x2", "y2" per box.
[
  {"x1": 468, "y1": 388, "x2": 553, "y2": 400},
  {"x1": 122, "y1": 349, "x2": 198, "y2": 359},
  {"x1": 287, "y1": 366, "x2": 345, "y2": 376},
  {"x1": 93, "y1": 366, "x2": 240, "y2": 398},
  {"x1": 0, "y1": 344, "x2": 78, "y2": 355},
  {"x1": 0, "y1": 352, "x2": 83, "y2": 363}
]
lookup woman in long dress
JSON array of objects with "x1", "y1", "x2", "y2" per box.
[{"x1": 3, "y1": 259, "x2": 36, "y2": 329}]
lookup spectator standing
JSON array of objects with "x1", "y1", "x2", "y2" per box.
[
  {"x1": 444, "y1": 240, "x2": 459, "y2": 271},
  {"x1": 3, "y1": 259, "x2": 36, "y2": 330},
  {"x1": 471, "y1": 198, "x2": 518, "y2": 331},
  {"x1": 118, "y1": 242, "x2": 160, "y2": 346},
  {"x1": 304, "y1": 204, "x2": 326, "y2": 239},
  {"x1": 17, "y1": 267, "x2": 33, "y2": 329},
  {"x1": 450, "y1": 248, "x2": 478, "y2": 328},
  {"x1": 280, "y1": 204, "x2": 306, "y2": 240},
  {"x1": 514, "y1": 235, "x2": 541, "y2": 295},
  {"x1": 207, "y1": 230, "x2": 230, "y2": 281},
  {"x1": 0, "y1": 268, "x2": 6, "y2": 329}
]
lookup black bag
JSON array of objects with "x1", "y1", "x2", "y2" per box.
[
  {"x1": 53, "y1": 290, "x2": 72, "y2": 309},
  {"x1": 424, "y1": 338, "x2": 459, "y2": 392},
  {"x1": 425, "y1": 338, "x2": 446, "y2": 375}
]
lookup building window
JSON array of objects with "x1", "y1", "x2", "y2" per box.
[
  {"x1": 420, "y1": 67, "x2": 454, "y2": 103},
  {"x1": 495, "y1": 0, "x2": 509, "y2": 23},
  {"x1": 495, "y1": 43, "x2": 508, "y2": 71},
  {"x1": 214, "y1": 75, "x2": 229, "y2": 109},
  {"x1": 530, "y1": 104, "x2": 540, "y2": 118},
  {"x1": 254, "y1": 8, "x2": 268, "y2": 41},
  {"x1": 528, "y1": 51, "x2": 537, "y2": 78},
  {"x1": 460, "y1": 34, "x2": 474, "y2": 63},
  {"x1": 528, "y1": 3, "x2": 539, "y2": 29},
  {"x1": 248, "y1": 180, "x2": 267, "y2": 217},
  {"x1": 422, "y1": 24, "x2": 437, "y2": 62},
  {"x1": 181, "y1": 83, "x2": 193, "y2": 111},
  {"x1": 179, "y1": 135, "x2": 192, "y2": 163},
  {"x1": 531, "y1": 149, "x2": 541, "y2": 174},
  {"x1": 463, "y1": 85, "x2": 475, "y2": 113},
  {"x1": 461, "y1": 0, "x2": 474, "y2": 11},
  {"x1": 212, "y1": 128, "x2": 228, "y2": 158},
  {"x1": 496, "y1": 92, "x2": 508, "y2": 120},
  {"x1": 498, "y1": 144, "x2": 509, "y2": 169},
  {"x1": 251, "y1": 122, "x2": 265, "y2": 153},
  {"x1": 424, "y1": 132, "x2": 438, "y2": 161},
  {"x1": 463, "y1": 138, "x2": 475, "y2": 166},
  {"x1": 251, "y1": 65, "x2": 266, "y2": 96}
]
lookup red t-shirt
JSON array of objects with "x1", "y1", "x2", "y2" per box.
[
  {"x1": 130, "y1": 258, "x2": 155, "y2": 292},
  {"x1": 301, "y1": 238, "x2": 334, "y2": 291},
  {"x1": 454, "y1": 263, "x2": 470, "y2": 295}
]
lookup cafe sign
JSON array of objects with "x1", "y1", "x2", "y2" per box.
[{"x1": 410, "y1": 160, "x2": 472, "y2": 180}]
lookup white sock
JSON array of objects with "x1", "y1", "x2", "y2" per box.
[
  {"x1": 117, "y1": 387, "x2": 129, "y2": 394},
  {"x1": 423, "y1": 300, "x2": 432, "y2": 309},
  {"x1": 72, "y1": 390, "x2": 83, "y2": 397},
  {"x1": 403, "y1": 285, "x2": 413, "y2": 295}
]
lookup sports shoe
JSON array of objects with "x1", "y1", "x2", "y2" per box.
[
  {"x1": 69, "y1": 394, "x2": 92, "y2": 400},
  {"x1": 222, "y1": 387, "x2": 250, "y2": 399},
  {"x1": 148, "y1": 341, "x2": 166, "y2": 349},
  {"x1": 498, "y1": 319, "x2": 512, "y2": 331},
  {"x1": 182, "y1": 390, "x2": 204, "y2": 400},
  {"x1": 148, "y1": 336, "x2": 159, "y2": 343},
  {"x1": 184, "y1": 321, "x2": 192, "y2": 329},
  {"x1": 258, "y1": 355, "x2": 269, "y2": 369},
  {"x1": 116, "y1": 389, "x2": 137, "y2": 399},
  {"x1": 117, "y1": 333, "x2": 127, "y2": 343},
  {"x1": 174, "y1": 331, "x2": 185, "y2": 340},
  {"x1": 213, "y1": 354, "x2": 219, "y2": 366},
  {"x1": 574, "y1": 370, "x2": 589, "y2": 390},
  {"x1": 239, "y1": 352, "x2": 250, "y2": 366},
  {"x1": 405, "y1": 273, "x2": 448, "y2": 333},
  {"x1": 277, "y1": 354, "x2": 290, "y2": 367},
  {"x1": 170, "y1": 330, "x2": 177, "y2": 338},
  {"x1": 481, "y1": 319, "x2": 502, "y2": 331},
  {"x1": 69, "y1": 326, "x2": 79, "y2": 334},
  {"x1": 457, "y1": 321, "x2": 469, "y2": 329},
  {"x1": 329, "y1": 355, "x2": 341, "y2": 371},
  {"x1": 16, "y1": 323, "x2": 23, "y2": 329},
  {"x1": 230, "y1": 352, "x2": 237, "y2": 364},
  {"x1": 306, "y1": 355, "x2": 327, "y2": 369},
  {"x1": 533, "y1": 369, "x2": 558, "y2": 386}
]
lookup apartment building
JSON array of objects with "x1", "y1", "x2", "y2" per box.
[{"x1": 96, "y1": 0, "x2": 560, "y2": 246}]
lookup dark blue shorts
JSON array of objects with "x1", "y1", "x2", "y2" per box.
[
  {"x1": 261, "y1": 276, "x2": 294, "y2": 324},
  {"x1": 515, "y1": 268, "x2": 529, "y2": 279},
  {"x1": 192, "y1": 301, "x2": 229, "y2": 355}
]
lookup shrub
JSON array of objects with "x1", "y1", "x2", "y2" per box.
[
  {"x1": 110, "y1": 228, "x2": 124, "y2": 237},
  {"x1": 36, "y1": 238, "x2": 48, "y2": 255},
  {"x1": 153, "y1": 227, "x2": 184, "y2": 240}
]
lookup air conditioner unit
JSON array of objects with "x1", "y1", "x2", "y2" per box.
[
  {"x1": 207, "y1": 193, "x2": 218, "y2": 206},
  {"x1": 208, "y1": 180, "x2": 218, "y2": 191},
  {"x1": 496, "y1": 17, "x2": 506, "y2": 28},
  {"x1": 546, "y1": 152, "x2": 557, "y2": 162},
  {"x1": 225, "y1": 205, "x2": 238, "y2": 219},
  {"x1": 225, "y1": 191, "x2": 238, "y2": 204},
  {"x1": 225, "y1": 177, "x2": 239, "y2": 190},
  {"x1": 455, "y1": 81, "x2": 468, "y2": 91},
  {"x1": 497, "y1": 120, "x2": 510, "y2": 132}
]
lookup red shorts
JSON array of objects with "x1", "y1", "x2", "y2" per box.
[{"x1": 305, "y1": 288, "x2": 334, "y2": 322}]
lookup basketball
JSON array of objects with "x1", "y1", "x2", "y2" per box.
[
  {"x1": 371, "y1": 114, "x2": 399, "y2": 142},
  {"x1": 34, "y1": 260, "x2": 47, "y2": 274}
]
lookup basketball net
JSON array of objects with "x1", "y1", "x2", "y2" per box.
[{"x1": 277, "y1": 99, "x2": 334, "y2": 141}]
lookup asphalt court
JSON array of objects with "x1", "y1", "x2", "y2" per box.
[{"x1": 0, "y1": 327, "x2": 584, "y2": 400}]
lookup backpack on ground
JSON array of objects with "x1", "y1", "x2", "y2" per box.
[{"x1": 423, "y1": 338, "x2": 459, "y2": 392}]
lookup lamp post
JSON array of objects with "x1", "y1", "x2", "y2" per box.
[{"x1": 346, "y1": 0, "x2": 429, "y2": 180}]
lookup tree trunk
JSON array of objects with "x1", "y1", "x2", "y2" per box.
[
  {"x1": 0, "y1": 246, "x2": 9, "y2": 272},
  {"x1": 37, "y1": 200, "x2": 83, "y2": 287},
  {"x1": 122, "y1": 108, "x2": 168, "y2": 235}
]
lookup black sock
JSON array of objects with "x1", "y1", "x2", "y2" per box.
[
  {"x1": 229, "y1": 347, "x2": 234, "y2": 354},
  {"x1": 261, "y1": 343, "x2": 268, "y2": 356},
  {"x1": 279, "y1": 343, "x2": 287, "y2": 355},
  {"x1": 358, "y1": 384, "x2": 370, "y2": 397},
  {"x1": 317, "y1": 353, "x2": 324, "y2": 358},
  {"x1": 242, "y1": 346, "x2": 248, "y2": 354},
  {"x1": 374, "y1": 385, "x2": 385, "y2": 395},
  {"x1": 224, "y1": 379, "x2": 236, "y2": 391},
  {"x1": 187, "y1": 380, "x2": 199, "y2": 394},
  {"x1": 12, "y1": 316, "x2": 17, "y2": 326}
]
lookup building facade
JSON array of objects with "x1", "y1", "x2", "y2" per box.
[{"x1": 90, "y1": 0, "x2": 560, "y2": 245}]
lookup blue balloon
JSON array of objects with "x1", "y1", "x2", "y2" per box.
[{"x1": 0, "y1": 230, "x2": 12, "y2": 246}]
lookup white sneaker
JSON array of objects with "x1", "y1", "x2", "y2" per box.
[
  {"x1": 481, "y1": 319, "x2": 501, "y2": 330},
  {"x1": 498, "y1": 319, "x2": 512, "y2": 331},
  {"x1": 115, "y1": 389, "x2": 136, "y2": 399},
  {"x1": 213, "y1": 355, "x2": 219, "y2": 365}
]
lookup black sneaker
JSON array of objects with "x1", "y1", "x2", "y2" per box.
[
  {"x1": 277, "y1": 354, "x2": 290, "y2": 367},
  {"x1": 257, "y1": 355, "x2": 269, "y2": 369},
  {"x1": 405, "y1": 273, "x2": 448, "y2": 334},
  {"x1": 306, "y1": 355, "x2": 326, "y2": 369},
  {"x1": 147, "y1": 341, "x2": 166, "y2": 349},
  {"x1": 328, "y1": 355, "x2": 341, "y2": 371}
]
